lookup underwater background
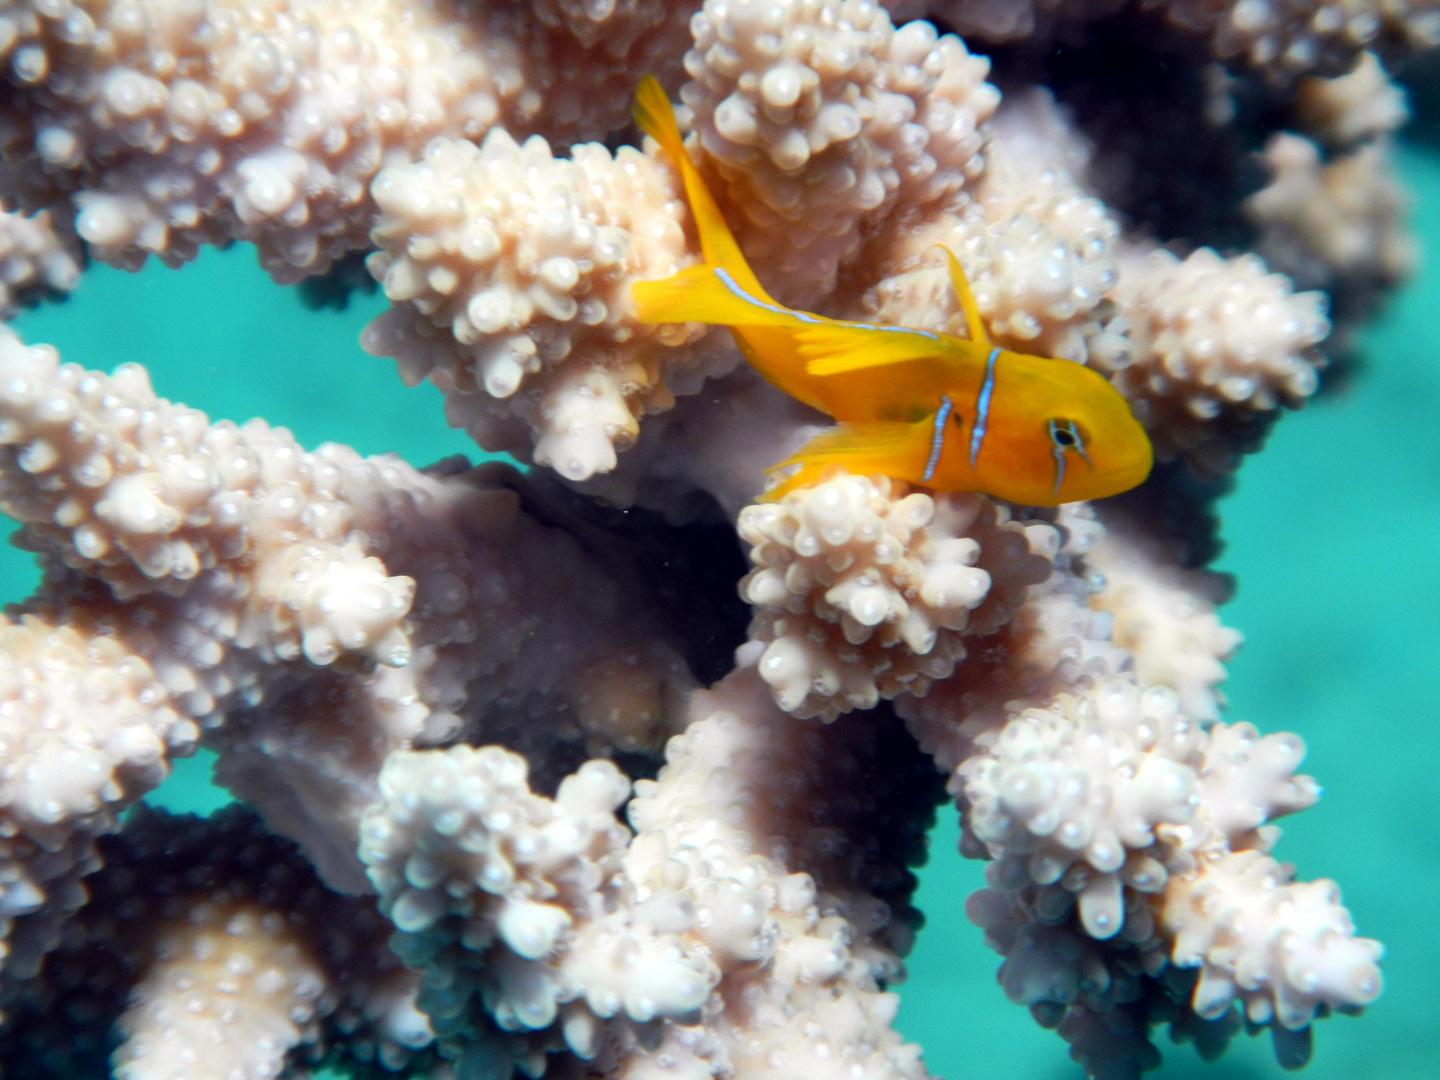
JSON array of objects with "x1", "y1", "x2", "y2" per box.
[{"x1": 2, "y1": 143, "x2": 1439, "y2": 1080}]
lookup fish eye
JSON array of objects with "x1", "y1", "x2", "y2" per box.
[
  {"x1": 1048, "y1": 418, "x2": 1082, "y2": 449},
  {"x1": 1046, "y1": 418, "x2": 1094, "y2": 495}
]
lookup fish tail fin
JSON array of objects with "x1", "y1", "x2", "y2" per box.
[
  {"x1": 633, "y1": 75, "x2": 688, "y2": 172},
  {"x1": 761, "y1": 420, "x2": 929, "y2": 501},
  {"x1": 633, "y1": 75, "x2": 773, "y2": 302}
]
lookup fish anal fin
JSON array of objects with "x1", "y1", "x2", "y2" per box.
[
  {"x1": 762, "y1": 462, "x2": 845, "y2": 501},
  {"x1": 634, "y1": 266, "x2": 808, "y2": 327},
  {"x1": 760, "y1": 420, "x2": 925, "y2": 501}
]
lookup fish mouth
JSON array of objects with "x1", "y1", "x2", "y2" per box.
[{"x1": 1098, "y1": 447, "x2": 1154, "y2": 500}]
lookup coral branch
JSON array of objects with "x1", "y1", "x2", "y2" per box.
[
  {"x1": 0, "y1": 805, "x2": 432, "y2": 1078},
  {"x1": 903, "y1": 512, "x2": 1381, "y2": 1077},
  {"x1": 0, "y1": 0, "x2": 697, "y2": 278},
  {"x1": 360, "y1": 128, "x2": 730, "y2": 480},
  {"x1": 738, "y1": 476, "x2": 1053, "y2": 718}
]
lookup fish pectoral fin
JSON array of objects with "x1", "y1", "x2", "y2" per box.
[
  {"x1": 761, "y1": 420, "x2": 926, "y2": 500},
  {"x1": 632, "y1": 265, "x2": 802, "y2": 327},
  {"x1": 798, "y1": 323, "x2": 976, "y2": 376}
]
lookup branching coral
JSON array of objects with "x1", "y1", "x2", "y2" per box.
[
  {"x1": 0, "y1": 1, "x2": 1422, "y2": 1079},
  {"x1": 360, "y1": 745, "x2": 717, "y2": 1071},
  {"x1": 0, "y1": 204, "x2": 78, "y2": 317},
  {"x1": 901, "y1": 512, "x2": 1380, "y2": 1077},
  {"x1": 738, "y1": 476, "x2": 1053, "y2": 719},
  {"x1": 683, "y1": 0, "x2": 998, "y2": 303},
  {"x1": 360, "y1": 127, "x2": 729, "y2": 481},
  {"x1": 0, "y1": 324, "x2": 697, "y2": 904},
  {"x1": 0, "y1": 804, "x2": 432, "y2": 1079},
  {"x1": 898, "y1": 0, "x2": 1440, "y2": 78},
  {"x1": 0, "y1": 613, "x2": 196, "y2": 984},
  {"x1": 1106, "y1": 245, "x2": 1330, "y2": 471},
  {"x1": 0, "y1": 0, "x2": 699, "y2": 279},
  {"x1": 853, "y1": 88, "x2": 1121, "y2": 365},
  {"x1": 1084, "y1": 524, "x2": 1241, "y2": 722}
]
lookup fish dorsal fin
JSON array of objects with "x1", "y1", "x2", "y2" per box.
[
  {"x1": 633, "y1": 265, "x2": 811, "y2": 327},
  {"x1": 799, "y1": 321, "x2": 979, "y2": 376},
  {"x1": 633, "y1": 76, "x2": 772, "y2": 302},
  {"x1": 941, "y1": 247, "x2": 991, "y2": 347}
]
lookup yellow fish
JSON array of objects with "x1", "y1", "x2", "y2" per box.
[{"x1": 630, "y1": 76, "x2": 1152, "y2": 506}]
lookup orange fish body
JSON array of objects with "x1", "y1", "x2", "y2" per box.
[{"x1": 630, "y1": 76, "x2": 1152, "y2": 506}]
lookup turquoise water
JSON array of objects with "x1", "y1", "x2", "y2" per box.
[{"x1": 3, "y1": 147, "x2": 1439, "y2": 1079}]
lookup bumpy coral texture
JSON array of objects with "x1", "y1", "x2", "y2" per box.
[
  {"x1": 1261, "y1": 52, "x2": 1415, "y2": 338},
  {"x1": 361, "y1": 129, "x2": 727, "y2": 481},
  {"x1": 0, "y1": 205, "x2": 79, "y2": 316},
  {"x1": 684, "y1": 0, "x2": 999, "y2": 302},
  {"x1": 901, "y1": 0, "x2": 1440, "y2": 77},
  {"x1": 0, "y1": 0, "x2": 698, "y2": 279},
  {"x1": 0, "y1": 2, "x2": 1419, "y2": 1079},
  {"x1": 1085, "y1": 524, "x2": 1242, "y2": 723},
  {"x1": 738, "y1": 475, "x2": 1053, "y2": 719},
  {"x1": 1249, "y1": 134, "x2": 1412, "y2": 292},
  {"x1": 0, "y1": 326, "x2": 415, "y2": 664},
  {"x1": 0, "y1": 323, "x2": 696, "y2": 899},
  {"x1": 1246, "y1": 135, "x2": 1413, "y2": 361},
  {"x1": 0, "y1": 805, "x2": 431, "y2": 1079},
  {"x1": 901, "y1": 514, "x2": 1380, "y2": 1077},
  {"x1": 0, "y1": 614, "x2": 196, "y2": 984},
  {"x1": 361, "y1": 746, "x2": 717, "y2": 1071},
  {"x1": 1, "y1": 0, "x2": 494, "y2": 278},
  {"x1": 1108, "y1": 246, "x2": 1329, "y2": 470},
  {"x1": 1150, "y1": 0, "x2": 1440, "y2": 76},
  {"x1": 1295, "y1": 50, "x2": 1410, "y2": 145},
  {"x1": 854, "y1": 88, "x2": 1121, "y2": 366},
  {"x1": 620, "y1": 662, "x2": 931, "y2": 1080},
  {"x1": 115, "y1": 902, "x2": 331, "y2": 1080}
]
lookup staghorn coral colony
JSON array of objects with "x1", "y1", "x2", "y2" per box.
[{"x1": 0, "y1": 0, "x2": 1428, "y2": 1077}]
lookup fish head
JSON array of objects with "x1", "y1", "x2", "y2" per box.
[{"x1": 967, "y1": 353, "x2": 1152, "y2": 506}]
